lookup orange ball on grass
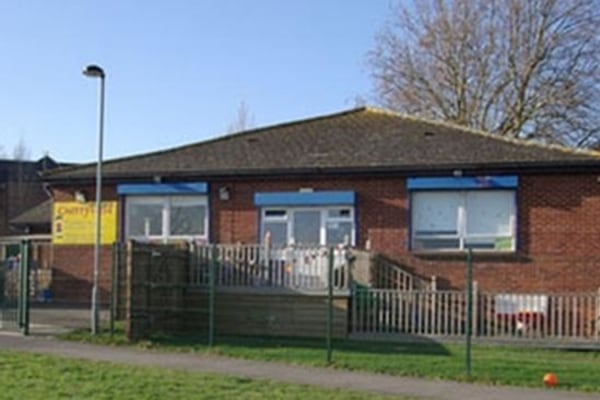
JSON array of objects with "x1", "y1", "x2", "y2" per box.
[{"x1": 543, "y1": 372, "x2": 558, "y2": 388}]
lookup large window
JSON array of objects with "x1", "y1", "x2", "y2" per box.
[
  {"x1": 125, "y1": 195, "x2": 208, "y2": 241},
  {"x1": 261, "y1": 207, "x2": 355, "y2": 247},
  {"x1": 411, "y1": 190, "x2": 515, "y2": 252}
]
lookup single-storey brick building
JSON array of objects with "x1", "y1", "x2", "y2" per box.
[{"x1": 44, "y1": 107, "x2": 600, "y2": 302}]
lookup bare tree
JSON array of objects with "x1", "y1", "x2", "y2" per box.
[
  {"x1": 12, "y1": 137, "x2": 31, "y2": 160},
  {"x1": 227, "y1": 100, "x2": 255, "y2": 134},
  {"x1": 368, "y1": 0, "x2": 600, "y2": 147}
]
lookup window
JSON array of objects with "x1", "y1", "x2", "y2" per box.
[
  {"x1": 170, "y1": 197, "x2": 206, "y2": 236},
  {"x1": 127, "y1": 199, "x2": 163, "y2": 237},
  {"x1": 263, "y1": 210, "x2": 288, "y2": 246},
  {"x1": 293, "y1": 210, "x2": 321, "y2": 245},
  {"x1": 411, "y1": 190, "x2": 515, "y2": 252},
  {"x1": 125, "y1": 195, "x2": 208, "y2": 241},
  {"x1": 261, "y1": 207, "x2": 355, "y2": 246}
]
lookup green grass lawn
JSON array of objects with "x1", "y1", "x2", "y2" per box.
[
  {"x1": 0, "y1": 351, "x2": 408, "y2": 400},
  {"x1": 61, "y1": 329, "x2": 600, "y2": 392}
]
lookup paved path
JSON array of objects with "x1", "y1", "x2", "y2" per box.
[{"x1": 0, "y1": 333, "x2": 597, "y2": 400}]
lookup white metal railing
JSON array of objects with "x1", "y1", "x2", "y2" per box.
[
  {"x1": 351, "y1": 288, "x2": 600, "y2": 341},
  {"x1": 189, "y1": 244, "x2": 351, "y2": 290},
  {"x1": 371, "y1": 254, "x2": 431, "y2": 290},
  {"x1": 479, "y1": 291, "x2": 599, "y2": 340},
  {"x1": 352, "y1": 288, "x2": 467, "y2": 336}
]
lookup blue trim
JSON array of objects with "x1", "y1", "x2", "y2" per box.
[
  {"x1": 254, "y1": 191, "x2": 356, "y2": 206},
  {"x1": 407, "y1": 176, "x2": 518, "y2": 190},
  {"x1": 117, "y1": 182, "x2": 208, "y2": 195}
]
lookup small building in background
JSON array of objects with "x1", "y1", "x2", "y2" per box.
[{"x1": 0, "y1": 156, "x2": 61, "y2": 237}]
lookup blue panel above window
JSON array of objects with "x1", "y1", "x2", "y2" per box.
[
  {"x1": 254, "y1": 191, "x2": 356, "y2": 206},
  {"x1": 117, "y1": 182, "x2": 208, "y2": 195},
  {"x1": 407, "y1": 176, "x2": 518, "y2": 190}
]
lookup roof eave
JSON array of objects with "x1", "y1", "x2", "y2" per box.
[{"x1": 42, "y1": 160, "x2": 600, "y2": 186}]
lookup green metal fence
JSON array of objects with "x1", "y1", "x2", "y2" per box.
[
  {"x1": 111, "y1": 241, "x2": 341, "y2": 363},
  {"x1": 0, "y1": 240, "x2": 31, "y2": 334}
]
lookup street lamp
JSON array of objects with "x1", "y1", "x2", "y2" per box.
[{"x1": 83, "y1": 64, "x2": 105, "y2": 335}]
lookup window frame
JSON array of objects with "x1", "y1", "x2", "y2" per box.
[
  {"x1": 125, "y1": 195, "x2": 209, "y2": 242},
  {"x1": 410, "y1": 189, "x2": 516, "y2": 253},
  {"x1": 260, "y1": 206, "x2": 356, "y2": 247}
]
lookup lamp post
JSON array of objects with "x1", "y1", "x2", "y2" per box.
[{"x1": 83, "y1": 64, "x2": 105, "y2": 335}]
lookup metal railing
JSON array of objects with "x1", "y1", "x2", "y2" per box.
[
  {"x1": 189, "y1": 244, "x2": 351, "y2": 290},
  {"x1": 370, "y1": 253, "x2": 431, "y2": 290},
  {"x1": 478, "y1": 291, "x2": 599, "y2": 340},
  {"x1": 0, "y1": 237, "x2": 53, "y2": 301},
  {"x1": 351, "y1": 287, "x2": 600, "y2": 342}
]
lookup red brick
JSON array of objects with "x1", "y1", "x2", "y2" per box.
[{"x1": 49, "y1": 173, "x2": 600, "y2": 301}]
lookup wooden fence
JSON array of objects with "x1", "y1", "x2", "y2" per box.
[
  {"x1": 351, "y1": 287, "x2": 600, "y2": 343},
  {"x1": 119, "y1": 242, "x2": 353, "y2": 340}
]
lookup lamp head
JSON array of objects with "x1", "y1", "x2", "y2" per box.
[{"x1": 83, "y1": 64, "x2": 105, "y2": 78}]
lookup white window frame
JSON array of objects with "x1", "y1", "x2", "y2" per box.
[
  {"x1": 125, "y1": 195, "x2": 209, "y2": 242},
  {"x1": 411, "y1": 190, "x2": 516, "y2": 252},
  {"x1": 261, "y1": 206, "x2": 355, "y2": 247}
]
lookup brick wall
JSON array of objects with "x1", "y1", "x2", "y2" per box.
[
  {"x1": 48, "y1": 173, "x2": 600, "y2": 301},
  {"x1": 209, "y1": 174, "x2": 600, "y2": 293},
  {"x1": 49, "y1": 185, "x2": 118, "y2": 303},
  {"x1": 51, "y1": 245, "x2": 113, "y2": 303}
]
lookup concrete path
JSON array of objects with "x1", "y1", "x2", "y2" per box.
[{"x1": 0, "y1": 333, "x2": 597, "y2": 400}]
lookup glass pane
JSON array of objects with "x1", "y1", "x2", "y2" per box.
[
  {"x1": 264, "y1": 222, "x2": 287, "y2": 246},
  {"x1": 413, "y1": 238, "x2": 460, "y2": 251},
  {"x1": 465, "y1": 236, "x2": 514, "y2": 250},
  {"x1": 412, "y1": 192, "x2": 460, "y2": 235},
  {"x1": 464, "y1": 238, "x2": 496, "y2": 250},
  {"x1": 326, "y1": 221, "x2": 353, "y2": 245},
  {"x1": 170, "y1": 203, "x2": 206, "y2": 236},
  {"x1": 465, "y1": 191, "x2": 513, "y2": 235},
  {"x1": 265, "y1": 210, "x2": 287, "y2": 218},
  {"x1": 328, "y1": 208, "x2": 351, "y2": 218},
  {"x1": 128, "y1": 203, "x2": 162, "y2": 237},
  {"x1": 293, "y1": 210, "x2": 321, "y2": 245}
]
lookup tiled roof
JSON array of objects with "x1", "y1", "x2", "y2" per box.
[
  {"x1": 44, "y1": 107, "x2": 600, "y2": 182},
  {"x1": 9, "y1": 199, "x2": 52, "y2": 226}
]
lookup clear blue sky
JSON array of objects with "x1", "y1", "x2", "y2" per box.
[{"x1": 0, "y1": 1, "x2": 393, "y2": 163}]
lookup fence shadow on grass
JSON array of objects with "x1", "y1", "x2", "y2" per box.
[{"x1": 146, "y1": 333, "x2": 452, "y2": 357}]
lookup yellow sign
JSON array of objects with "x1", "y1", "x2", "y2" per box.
[{"x1": 53, "y1": 201, "x2": 118, "y2": 245}]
